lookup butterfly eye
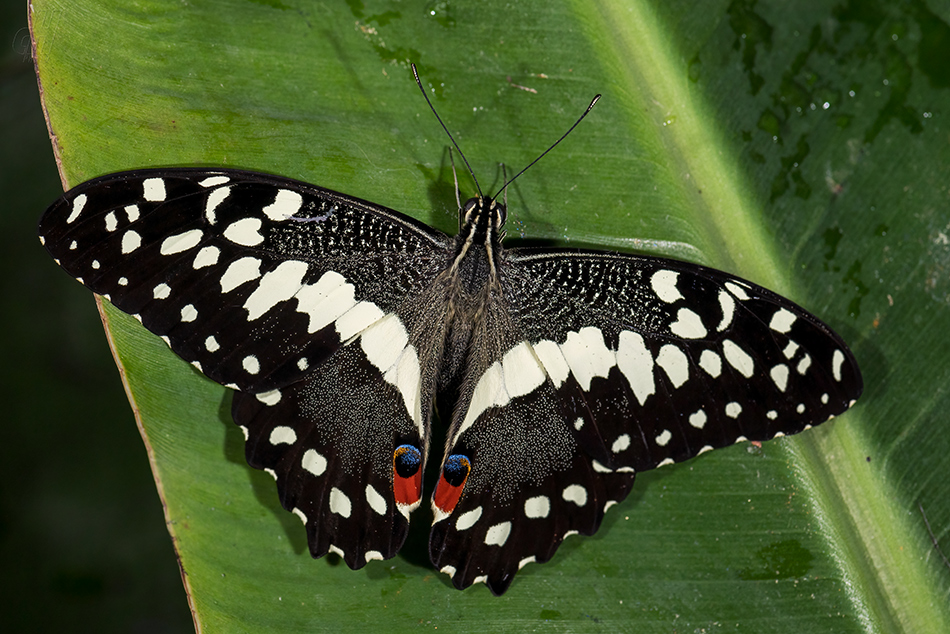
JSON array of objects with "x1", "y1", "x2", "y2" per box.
[
  {"x1": 392, "y1": 444, "x2": 423, "y2": 508},
  {"x1": 494, "y1": 201, "x2": 507, "y2": 228},
  {"x1": 432, "y1": 454, "x2": 472, "y2": 515}
]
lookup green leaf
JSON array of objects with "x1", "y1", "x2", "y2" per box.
[{"x1": 32, "y1": 0, "x2": 950, "y2": 631}]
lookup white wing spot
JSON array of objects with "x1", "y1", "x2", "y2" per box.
[
  {"x1": 524, "y1": 495, "x2": 551, "y2": 519},
  {"x1": 223, "y1": 218, "x2": 264, "y2": 246},
  {"x1": 518, "y1": 557, "x2": 536, "y2": 570},
  {"x1": 220, "y1": 257, "x2": 262, "y2": 292},
  {"x1": 297, "y1": 357, "x2": 308, "y2": 371},
  {"x1": 770, "y1": 308, "x2": 797, "y2": 333},
  {"x1": 770, "y1": 364, "x2": 790, "y2": 392},
  {"x1": 295, "y1": 270, "x2": 358, "y2": 334},
  {"x1": 797, "y1": 354, "x2": 812, "y2": 375},
  {"x1": 69, "y1": 240, "x2": 77, "y2": 250},
  {"x1": 657, "y1": 344, "x2": 689, "y2": 388},
  {"x1": 302, "y1": 449, "x2": 327, "y2": 476},
  {"x1": 152, "y1": 283, "x2": 171, "y2": 300},
  {"x1": 161, "y1": 229, "x2": 203, "y2": 255},
  {"x1": 292, "y1": 508, "x2": 307, "y2": 525},
  {"x1": 91, "y1": 260, "x2": 100, "y2": 269},
  {"x1": 199, "y1": 175, "x2": 230, "y2": 187},
  {"x1": 689, "y1": 409, "x2": 707, "y2": 429},
  {"x1": 205, "y1": 336, "x2": 220, "y2": 352},
  {"x1": 455, "y1": 506, "x2": 482, "y2": 531},
  {"x1": 670, "y1": 307, "x2": 707, "y2": 339},
  {"x1": 104, "y1": 211, "x2": 118, "y2": 232},
  {"x1": 699, "y1": 349, "x2": 722, "y2": 378},
  {"x1": 243, "y1": 355, "x2": 260, "y2": 375},
  {"x1": 783, "y1": 341, "x2": 800, "y2": 359},
  {"x1": 560, "y1": 327, "x2": 615, "y2": 391},
  {"x1": 573, "y1": 417, "x2": 584, "y2": 430},
  {"x1": 767, "y1": 410, "x2": 778, "y2": 420},
  {"x1": 723, "y1": 339, "x2": 754, "y2": 377},
  {"x1": 66, "y1": 194, "x2": 87, "y2": 223},
  {"x1": 143, "y1": 178, "x2": 166, "y2": 201},
  {"x1": 193, "y1": 246, "x2": 220, "y2": 269},
  {"x1": 612, "y1": 434, "x2": 631, "y2": 453},
  {"x1": 243, "y1": 260, "x2": 309, "y2": 320},
  {"x1": 118, "y1": 278, "x2": 129, "y2": 286},
  {"x1": 365, "y1": 484, "x2": 387, "y2": 516},
  {"x1": 440, "y1": 565, "x2": 457, "y2": 578},
  {"x1": 651, "y1": 269, "x2": 683, "y2": 303},
  {"x1": 562, "y1": 484, "x2": 588, "y2": 507},
  {"x1": 655, "y1": 429, "x2": 672, "y2": 446},
  {"x1": 329, "y1": 488, "x2": 352, "y2": 518},
  {"x1": 832, "y1": 349, "x2": 845, "y2": 381},
  {"x1": 460, "y1": 340, "x2": 548, "y2": 440},
  {"x1": 725, "y1": 402, "x2": 742, "y2": 418},
  {"x1": 717, "y1": 289, "x2": 736, "y2": 331},
  {"x1": 360, "y1": 314, "x2": 423, "y2": 437},
  {"x1": 256, "y1": 390, "x2": 281, "y2": 406},
  {"x1": 796, "y1": 403, "x2": 806, "y2": 414},
  {"x1": 121, "y1": 230, "x2": 142, "y2": 254},
  {"x1": 821, "y1": 393, "x2": 829, "y2": 404},
  {"x1": 328, "y1": 545, "x2": 345, "y2": 558},
  {"x1": 532, "y1": 339, "x2": 570, "y2": 387},
  {"x1": 485, "y1": 522, "x2": 512, "y2": 547},
  {"x1": 180, "y1": 304, "x2": 198, "y2": 322},
  {"x1": 124, "y1": 205, "x2": 140, "y2": 222},
  {"x1": 269, "y1": 426, "x2": 296, "y2": 445},
  {"x1": 204, "y1": 186, "x2": 230, "y2": 224},
  {"x1": 725, "y1": 281, "x2": 749, "y2": 300},
  {"x1": 263, "y1": 189, "x2": 304, "y2": 221},
  {"x1": 592, "y1": 461, "x2": 612, "y2": 473},
  {"x1": 365, "y1": 551, "x2": 384, "y2": 562},
  {"x1": 698, "y1": 445, "x2": 714, "y2": 455},
  {"x1": 616, "y1": 331, "x2": 655, "y2": 405},
  {"x1": 502, "y1": 342, "x2": 546, "y2": 400}
]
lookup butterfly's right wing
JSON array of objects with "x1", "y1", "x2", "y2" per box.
[
  {"x1": 429, "y1": 248, "x2": 862, "y2": 594},
  {"x1": 39, "y1": 168, "x2": 455, "y2": 565}
]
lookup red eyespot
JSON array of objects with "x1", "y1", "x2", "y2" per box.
[
  {"x1": 392, "y1": 444, "x2": 422, "y2": 507},
  {"x1": 432, "y1": 454, "x2": 471, "y2": 514}
]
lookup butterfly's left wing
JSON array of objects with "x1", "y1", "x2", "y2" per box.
[
  {"x1": 39, "y1": 168, "x2": 456, "y2": 567},
  {"x1": 429, "y1": 249, "x2": 862, "y2": 594}
]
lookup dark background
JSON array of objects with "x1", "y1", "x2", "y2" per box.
[{"x1": 1, "y1": 2, "x2": 193, "y2": 630}]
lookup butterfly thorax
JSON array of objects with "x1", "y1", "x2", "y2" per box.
[{"x1": 430, "y1": 196, "x2": 510, "y2": 407}]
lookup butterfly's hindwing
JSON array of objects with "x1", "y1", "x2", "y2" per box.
[
  {"x1": 430, "y1": 378, "x2": 637, "y2": 594},
  {"x1": 231, "y1": 344, "x2": 429, "y2": 567}
]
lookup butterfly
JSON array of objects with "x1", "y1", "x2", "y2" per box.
[{"x1": 38, "y1": 80, "x2": 862, "y2": 596}]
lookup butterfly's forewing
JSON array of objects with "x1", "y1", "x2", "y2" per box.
[
  {"x1": 39, "y1": 168, "x2": 456, "y2": 564},
  {"x1": 430, "y1": 249, "x2": 862, "y2": 593}
]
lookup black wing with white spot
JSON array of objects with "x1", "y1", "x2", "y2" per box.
[
  {"x1": 428, "y1": 248, "x2": 862, "y2": 593},
  {"x1": 39, "y1": 168, "x2": 455, "y2": 565}
]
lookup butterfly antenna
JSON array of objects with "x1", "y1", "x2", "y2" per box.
[
  {"x1": 491, "y1": 94, "x2": 601, "y2": 200},
  {"x1": 412, "y1": 63, "x2": 483, "y2": 199}
]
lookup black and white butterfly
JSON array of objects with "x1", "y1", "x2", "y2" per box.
[{"x1": 39, "y1": 93, "x2": 861, "y2": 596}]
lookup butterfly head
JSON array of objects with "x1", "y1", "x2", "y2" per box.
[{"x1": 461, "y1": 195, "x2": 507, "y2": 244}]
